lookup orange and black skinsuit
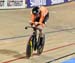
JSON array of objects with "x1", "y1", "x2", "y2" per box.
[{"x1": 31, "y1": 6, "x2": 49, "y2": 27}]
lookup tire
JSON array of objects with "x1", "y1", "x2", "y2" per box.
[
  {"x1": 26, "y1": 36, "x2": 33, "y2": 58},
  {"x1": 37, "y1": 34, "x2": 45, "y2": 55}
]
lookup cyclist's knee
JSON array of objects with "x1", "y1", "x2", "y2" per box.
[{"x1": 39, "y1": 30, "x2": 45, "y2": 38}]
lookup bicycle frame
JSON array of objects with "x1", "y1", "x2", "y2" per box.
[
  {"x1": 25, "y1": 26, "x2": 45, "y2": 58},
  {"x1": 25, "y1": 26, "x2": 41, "y2": 50}
]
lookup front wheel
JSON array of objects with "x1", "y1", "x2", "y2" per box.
[
  {"x1": 37, "y1": 34, "x2": 45, "y2": 55},
  {"x1": 26, "y1": 36, "x2": 33, "y2": 58}
]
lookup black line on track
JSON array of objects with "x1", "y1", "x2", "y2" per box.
[
  {"x1": 46, "y1": 52, "x2": 75, "y2": 63},
  {"x1": 0, "y1": 27, "x2": 75, "y2": 40}
]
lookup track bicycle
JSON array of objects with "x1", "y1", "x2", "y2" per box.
[{"x1": 25, "y1": 25, "x2": 45, "y2": 58}]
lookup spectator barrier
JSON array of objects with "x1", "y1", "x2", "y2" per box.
[
  {"x1": 0, "y1": 0, "x2": 72, "y2": 9},
  {"x1": 0, "y1": 0, "x2": 26, "y2": 9},
  {"x1": 26, "y1": 0, "x2": 72, "y2": 8}
]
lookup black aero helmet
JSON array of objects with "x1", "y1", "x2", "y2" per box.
[{"x1": 32, "y1": 6, "x2": 40, "y2": 15}]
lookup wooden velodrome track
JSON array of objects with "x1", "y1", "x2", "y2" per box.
[{"x1": 0, "y1": 2, "x2": 75, "y2": 63}]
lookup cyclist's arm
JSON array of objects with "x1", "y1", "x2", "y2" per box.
[
  {"x1": 30, "y1": 14, "x2": 35, "y2": 25},
  {"x1": 39, "y1": 11, "x2": 45, "y2": 26},
  {"x1": 39, "y1": 15, "x2": 44, "y2": 25},
  {"x1": 31, "y1": 14, "x2": 35, "y2": 24}
]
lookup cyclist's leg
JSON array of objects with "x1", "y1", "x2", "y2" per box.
[
  {"x1": 35, "y1": 25, "x2": 43, "y2": 36},
  {"x1": 37, "y1": 25, "x2": 44, "y2": 39},
  {"x1": 39, "y1": 12, "x2": 49, "y2": 37},
  {"x1": 43, "y1": 12, "x2": 49, "y2": 24}
]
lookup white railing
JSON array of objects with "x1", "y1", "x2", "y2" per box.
[{"x1": 0, "y1": 0, "x2": 26, "y2": 9}]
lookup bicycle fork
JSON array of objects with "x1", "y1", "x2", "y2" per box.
[{"x1": 32, "y1": 31, "x2": 38, "y2": 51}]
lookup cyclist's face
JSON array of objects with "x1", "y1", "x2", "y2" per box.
[
  {"x1": 34, "y1": 12, "x2": 40, "y2": 16},
  {"x1": 35, "y1": 14, "x2": 40, "y2": 18}
]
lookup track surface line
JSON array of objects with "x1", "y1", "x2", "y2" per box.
[
  {"x1": 2, "y1": 43, "x2": 75, "y2": 63},
  {"x1": 46, "y1": 52, "x2": 75, "y2": 63},
  {"x1": 0, "y1": 27, "x2": 75, "y2": 41}
]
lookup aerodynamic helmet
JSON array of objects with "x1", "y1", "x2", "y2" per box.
[{"x1": 32, "y1": 6, "x2": 40, "y2": 15}]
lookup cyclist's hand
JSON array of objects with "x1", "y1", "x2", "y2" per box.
[
  {"x1": 29, "y1": 20, "x2": 34, "y2": 26},
  {"x1": 32, "y1": 24, "x2": 37, "y2": 28},
  {"x1": 32, "y1": 24, "x2": 35, "y2": 27},
  {"x1": 34, "y1": 22, "x2": 39, "y2": 27}
]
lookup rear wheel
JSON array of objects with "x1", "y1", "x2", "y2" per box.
[{"x1": 37, "y1": 34, "x2": 45, "y2": 55}]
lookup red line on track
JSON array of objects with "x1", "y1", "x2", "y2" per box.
[
  {"x1": 2, "y1": 43, "x2": 75, "y2": 63},
  {"x1": 44, "y1": 43, "x2": 75, "y2": 53}
]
